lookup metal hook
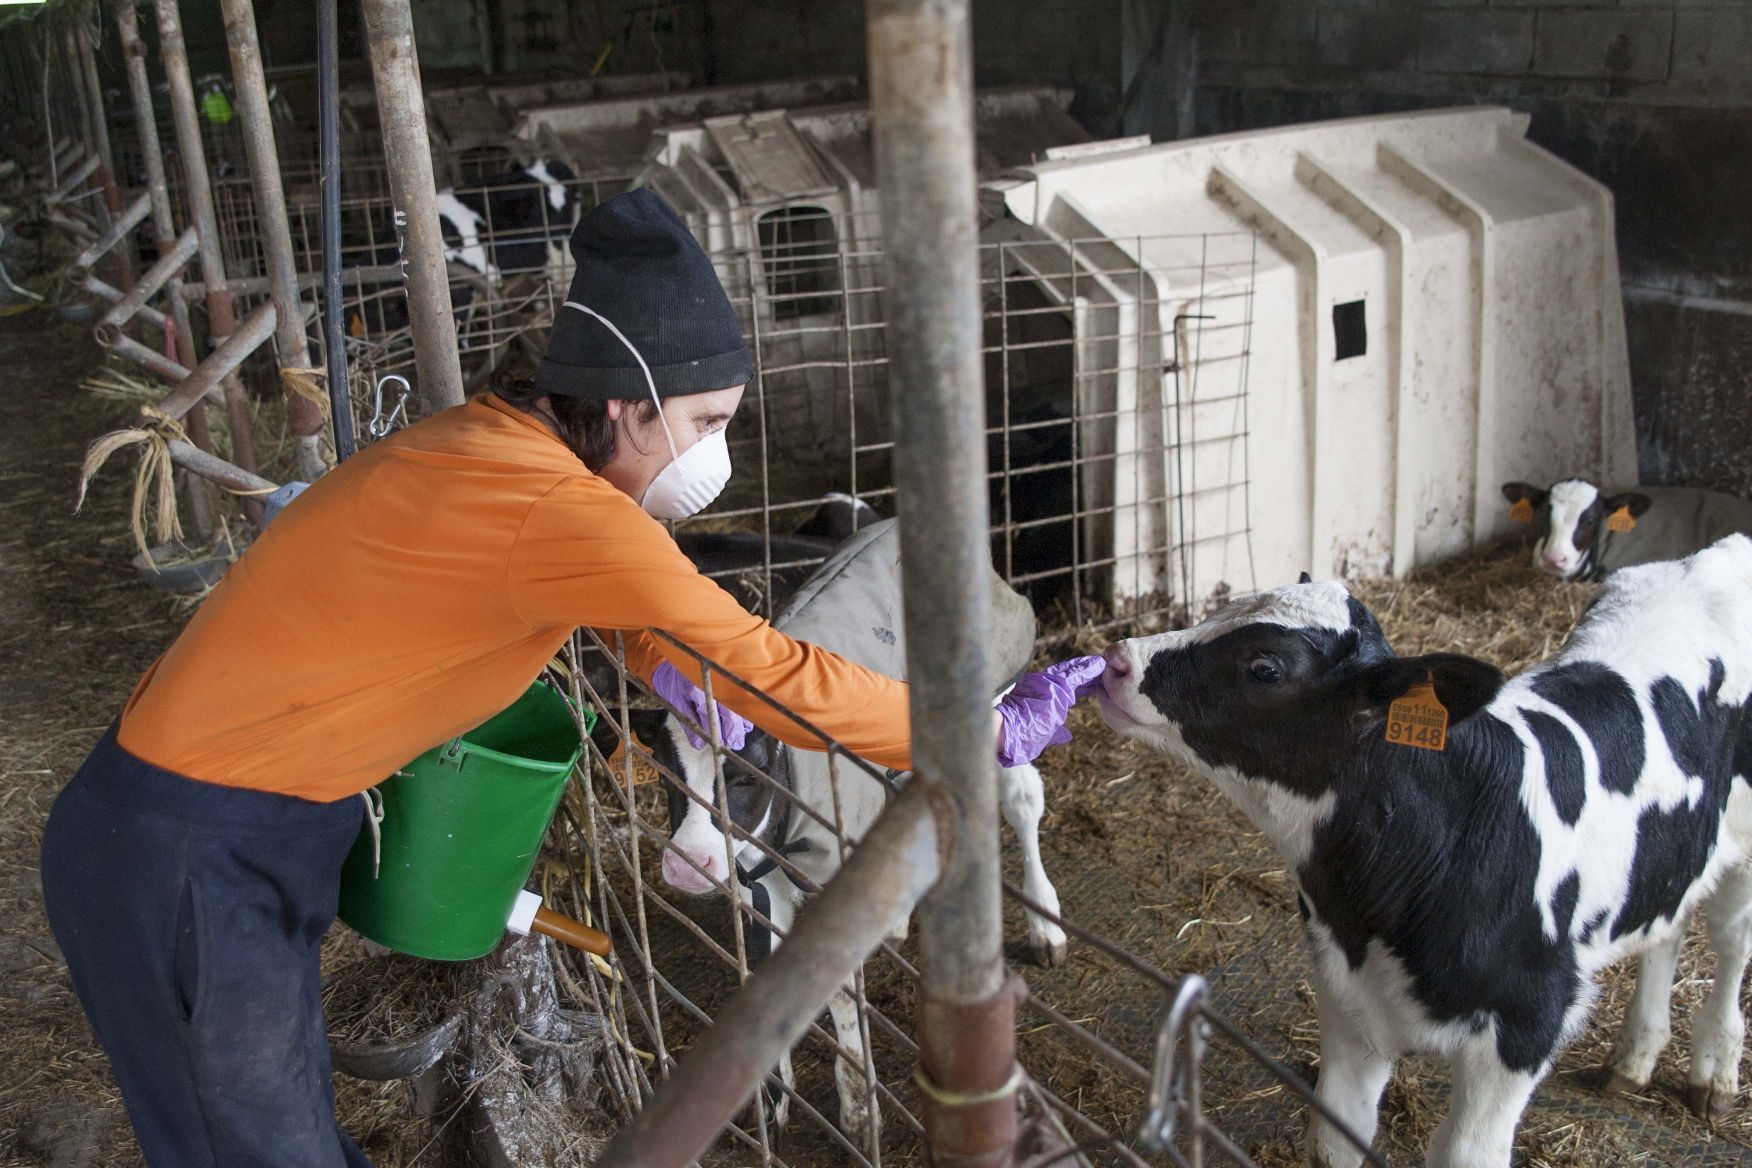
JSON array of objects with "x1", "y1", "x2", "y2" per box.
[
  {"x1": 1138, "y1": 974, "x2": 1210, "y2": 1160},
  {"x1": 369, "y1": 374, "x2": 410, "y2": 438}
]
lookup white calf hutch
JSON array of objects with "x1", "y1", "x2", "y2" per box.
[{"x1": 985, "y1": 105, "x2": 1637, "y2": 615}]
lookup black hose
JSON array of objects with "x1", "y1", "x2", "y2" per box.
[{"x1": 317, "y1": 0, "x2": 356, "y2": 462}]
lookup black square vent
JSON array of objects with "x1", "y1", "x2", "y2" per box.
[{"x1": 1333, "y1": 299, "x2": 1367, "y2": 361}]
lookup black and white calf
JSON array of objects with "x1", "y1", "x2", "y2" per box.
[
  {"x1": 634, "y1": 519, "x2": 1067, "y2": 1143},
  {"x1": 436, "y1": 159, "x2": 579, "y2": 282},
  {"x1": 1503, "y1": 477, "x2": 1752, "y2": 582},
  {"x1": 1099, "y1": 538, "x2": 1752, "y2": 1168}
]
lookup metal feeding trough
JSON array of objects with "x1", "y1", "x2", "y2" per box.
[{"x1": 129, "y1": 533, "x2": 246, "y2": 595}]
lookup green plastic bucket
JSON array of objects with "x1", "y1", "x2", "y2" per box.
[{"x1": 337, "y1": 682, "x2": 592, "y2": 961}]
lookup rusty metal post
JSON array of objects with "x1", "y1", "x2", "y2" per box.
[
  {"x1": 114, "y1": 0, "x2": 213, "y2": 538},
  {"x1": 361, "y1": 0, "x2": 465, "y2": 413},
  {"x1": 219, "y1": 0, "x2": 328, "y2": 480},
  {"x1": 71, "y1": 19, "x2": 130, "y2": 287},
  {"x1": 153, "y1": 0, "x2": 263, "y2": 522},
  {"x1": 595, "y1": 782, "x2": 950, "y2": 1168},
  {"x1": 868, "y1": 2, "x2": 1020, "y2": 1165}
]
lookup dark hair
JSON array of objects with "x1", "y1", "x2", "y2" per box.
[{"x1": 491, "y1": 368, "x2": 657, "y2": 472}]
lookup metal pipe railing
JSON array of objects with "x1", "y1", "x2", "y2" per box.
[
  {"x1": 70, "y1": 191, "x2": 152, "y2": 277},
  {"x1": 178, "y1": 264, "x2": 410, "y2": 300},
  {"x1": 82, "y1": 276, "x2": 169, "y2": 334},
  {"x1": 107, "y1": 334, "x2": 191, "y2": 383},
  {"x1": 114, "y1": 0, "x2": 213, "y2": 538},
  {"x1": 594, "y1": 781, "x2": 951, "y2": 1167},
  {"x1": 153, "y1": 300, "x2": 279, "y2": 420},
  {"x1": 93, "y1": 227, "x2": 199, "y2": 337},
  {"x1": 867, "y1": 2, "x2": 1020, "y2": 1164},
  {"x1": 71, "y1": 19, "x2": 128, "y2": 286},
  {"x1": 219, "y1": 0, "x2": 328, "y2": 479},
  {"x1": 152, "y1": 0, "x2": 263, "y2": 509},
  {"x1": 113, "y1": 0, "x2": 197, "y2": 373},
  {"x1": 167, "y1": 440, "x2": 278, "y2": 494},
  {"x1": 44, "y1": 208, "x2": 99, "y2": 243},
  {"x1": 317, "y1": 0, "x2": 356, "y2": 460},
  {"x1": 361, "y1": 0, "x2": 465, "y2": 414},
  {"x1": 49, "y1": 153, "x2": 101, "y2": 203}
]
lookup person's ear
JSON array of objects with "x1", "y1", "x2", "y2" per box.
[{"x1": 604, "y1": 399, "x2": 624, "y2": 423}]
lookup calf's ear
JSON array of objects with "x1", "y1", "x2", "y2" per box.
[
  {"x1": 1500, "y1": 481, "x2": 1548, "y2": 508},
  {"x1": 626, "y1": 708, "x2": 671, "y2": 752},
  {"x1": 1354, "y1": 653, "x2": 1504, "y2": 725},
  {"x1": 1602, "y1": 491, "x2": 1653, "y2": 519}
]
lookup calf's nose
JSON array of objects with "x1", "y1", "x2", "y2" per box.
[
  {"x1": 661, "y1": 846, "x2": 723, "y2": 893},
  {"x1": 1102, "y1": 642, "x2": 1133, "y2": 680}
]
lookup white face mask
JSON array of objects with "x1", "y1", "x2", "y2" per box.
[{"x1": 562, "y1": 300, "x2": 733, "y2": 519}]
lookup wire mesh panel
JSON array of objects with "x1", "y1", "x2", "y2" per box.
[
  {"x1": 325, "y1": 215, "x2": 1260, "y2": 634},
  {"x1": 531, "y1": 620, "x2": 1388, "y2": 1168}
]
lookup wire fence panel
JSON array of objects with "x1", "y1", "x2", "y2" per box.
[
  {"x1": 323, "y1": 198, "x2": 1260, "y2": 641},
  {"x1": 531, "y1": 618, "x2": 1388, "y2": 1167}
]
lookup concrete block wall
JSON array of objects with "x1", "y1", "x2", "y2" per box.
[
  {"x1": 1181, "y1": 0, "x2": 1752, "y2": 498},
  {"x1": 693, "y1": 0, "x2": 1121, "y2": 93},
  {"x1": 1197, "y1": 1, "x2": 1752, "y2": 107}
]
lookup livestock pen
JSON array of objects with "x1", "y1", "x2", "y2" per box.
[{"x1": 5, "y1": 0, "x2": 1752, "y2": 1165}]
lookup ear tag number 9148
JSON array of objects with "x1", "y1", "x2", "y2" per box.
[{"x1": 1386, "y1": 675, "x2": 1448, "y2": 752}]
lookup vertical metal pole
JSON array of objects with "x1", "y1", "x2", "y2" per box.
[
  {"x1": 153, "y1": 0, "x2": 264, "y2": 522},
  {"x1": 72, "y1": 19, "x2": 130, "y2": 285},
  {"x1": 361, "y1": 0, "x2": 465, "y2": 414},
  {"x1": 39, "y1": 27, "x2": 59, "y2": 191},
  {"x1": 218, "y1": 0, "x2": 330, "y2": 480},
  {"x1": 318, "y1": 0, "x2": 356, "y2": 461},
  {"x1": 114, "y1": 0, "x2": 214, "y2": 540},
  {"x1": 867, "y1": 1, "x2": 1017, "y2": 1166}
]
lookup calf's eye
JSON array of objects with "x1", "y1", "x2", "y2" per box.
[{"x1": 1248, "y1": 659, "x2": 1282, "y2": 684}]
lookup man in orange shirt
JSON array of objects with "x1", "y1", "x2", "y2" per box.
[{"x1": 39, "y1": 190, "x2": 1101, "y2": 1166}]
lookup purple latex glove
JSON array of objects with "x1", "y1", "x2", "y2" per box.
[
  {"x1": 651, "y1": 661, "x2": 753, "y2": 751},
  {"x1": 995, "y1": 655, "x2": 1107, "y2": 768}
]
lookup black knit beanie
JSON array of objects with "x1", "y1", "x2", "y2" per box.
[{"x1": 536, "y1": 189, "x2": 754, "y2": 400}]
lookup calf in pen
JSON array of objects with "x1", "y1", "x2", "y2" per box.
[
  {"x1": 1098, "y1": 542, "x2": 1752, "y2": 1168},
  {"x1": 625, "y1": 519, "x2": 1080, "y2": 1141},
  {"x1": 1503, "y1": 477, "x2": 1752, "y2": 583}
]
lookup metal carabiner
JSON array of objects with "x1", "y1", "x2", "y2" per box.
[
  {"x1": 1137, "y1": 974, "x2": 1211, "y2": 1161},
  {"x1": 369, "y1": 374, "x2": 411, "y2": 438}
]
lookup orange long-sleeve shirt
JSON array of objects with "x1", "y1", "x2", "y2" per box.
[{"x1": 117, "y1": 395, "x2": 913, "y2": 801}]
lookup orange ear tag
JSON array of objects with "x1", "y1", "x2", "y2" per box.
[
  {"x1": 1607, "y1": 506, "x2": 1636, "y2": 533},
  {"x1": 1386, "y1": 675, "x2": 1448, "y2": 752},
  {"x1": 1509, "y1": 497, "x2": 1534, "y2": 524}
]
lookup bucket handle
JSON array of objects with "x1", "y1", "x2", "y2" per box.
[{"x1": 438, "y1": 738, "x2": 468, "y2": 769}]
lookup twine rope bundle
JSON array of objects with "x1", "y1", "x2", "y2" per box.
[{"x1": 75, "y1": 406, "x2": 188, "y2": 561}]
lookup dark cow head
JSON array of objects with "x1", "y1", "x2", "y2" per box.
[
  {"x1": 1501, "y1": 479, "x2": 1653, "y2": 580},
  {"x1": 1098, "y1": 579, "x2": 1503, "y2": 798},
  {"x1": 629, "y1": 709, "x2": 792, "y2": 895}
]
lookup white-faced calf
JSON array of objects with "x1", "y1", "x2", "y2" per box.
[
  {"x1": 1503, "y1": 477, "x2": 1752, "y2": 582},
  {"x1": 1099, "y1": 537, "x2": 1752, "y2": 1168},
  {"x1": 636, "y1": 519, "x2": 1067, "y2": 1145}
]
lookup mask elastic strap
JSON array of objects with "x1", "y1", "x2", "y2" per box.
[{"x1": 561, "y1": 300, "x2": 679, "y2": 462}]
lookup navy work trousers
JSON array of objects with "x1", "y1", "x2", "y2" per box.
[{"x1": 40, "y1": 726, "x2": 372, "y2": 1168}]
